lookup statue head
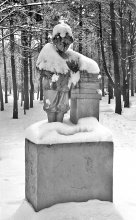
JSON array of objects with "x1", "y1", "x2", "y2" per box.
[{"x1": 52, "y1": 23, "x2": 73, "y2": 53}]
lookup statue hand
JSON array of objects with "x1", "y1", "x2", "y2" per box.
[
  {"x1": 40, "y1": 70, "x2": 53, "y2": 79},
  {"x1": 66, "y1": 60, "x2": 79, "y2": 73}
]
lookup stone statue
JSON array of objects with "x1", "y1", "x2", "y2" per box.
[
  {"x1": 36, "y1": 23, "x2": 100, "y2": 123},
  {"x1": 36, "y1": 23, "x2": 75, "y2": 122}
]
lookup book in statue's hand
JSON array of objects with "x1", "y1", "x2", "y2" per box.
[{"x1": 66, "y1": 60, "x2": 79, "y2": 73}]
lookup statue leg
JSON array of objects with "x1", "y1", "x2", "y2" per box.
[
  {"x1": 56, "y1": 91, "x2": 69, "y2": 122},
  {"x1": 43, "y1": 89, "x2": 59, "y2": 122},
  {"x1": 56, "y1": 112, "x2": 64, "y2": 122},
  {"x1": 47, "y1": 112, "x2": 56, "y2": 122}
]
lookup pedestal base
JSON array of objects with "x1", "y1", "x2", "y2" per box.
[{"x1": 25, "y1": 139, "x2": 113, "y2": 212}]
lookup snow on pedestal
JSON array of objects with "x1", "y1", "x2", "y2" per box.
[{"x1": 25, "y1": 117, "x2": 113, "y2": 212}]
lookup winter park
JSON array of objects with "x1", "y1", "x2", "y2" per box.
[{"x1": 0, "y1": 1, "x2": 136, "y2": 220}]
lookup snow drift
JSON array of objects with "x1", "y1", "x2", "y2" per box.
[{"x1": 12, "y1": 199, "x2": 123, "y2": 220}]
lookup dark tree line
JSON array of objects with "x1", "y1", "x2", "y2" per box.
[{"x1": 0, "y1": 0, "x2": 136, "y2": 118}]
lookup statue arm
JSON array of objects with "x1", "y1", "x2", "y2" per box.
[{"x1": 40, "y1": 70, "x2": 53, "y2": 79}]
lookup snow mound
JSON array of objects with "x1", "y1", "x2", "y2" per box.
[
  {"x1": 36, "y1": 43, "x2": 69, "y2": 74},
  {"x1": 12, "y1": 199, "x2": 123, "y2": 220},
  {"x1": 52, "y1": 23, "x2": 73, "y2": 38},
  {"x1": 25, "y1": 117, "x2": 113, "y2": 145}
]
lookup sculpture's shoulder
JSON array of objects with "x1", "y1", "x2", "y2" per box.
[
  {"x1": 39, "y1": 43, "x2": 55, "y2": 54},
  {"x1": 66, "y1": 49, "x2": 100, "y2": 74},
  {"x1": 36, "y1": 43, "x2": 69, "y2": 74},
  {"x1": 36, "y1": 43, "x2": 55, "y2": 69}
]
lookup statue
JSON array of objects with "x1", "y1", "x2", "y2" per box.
[
  {"x1": 36, "y1": 22, "x2": 100, "y2": 123},
  {"x1": 36, "y1": 23, "x2": 74, "y2": 122}
]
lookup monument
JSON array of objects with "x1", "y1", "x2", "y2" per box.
[{"x1": 25, "y1": 23, "x2": 113, "y2": 212}]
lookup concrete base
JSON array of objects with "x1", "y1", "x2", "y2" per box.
[{"x1": 25, "y1": 139, "x2": 113, "y2": 212}]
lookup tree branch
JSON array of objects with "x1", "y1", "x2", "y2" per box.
[
  {"x1": 0, "y1": 28, "x2": 18, "y2": 41},
  {"x1": 0, "y1": 1, "x2": 68, "y2": 14},
  {"x1": 0, "y1": 9, "x2": 15, "y2": 25},
  {"x1": 0, "y1": 0, "x2": 8, "y2": 8}
]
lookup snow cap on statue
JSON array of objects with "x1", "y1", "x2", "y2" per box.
[{"x1": 52, "y1": 22, "x2": 73, "y2": 41}]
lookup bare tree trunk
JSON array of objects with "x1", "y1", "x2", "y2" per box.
[
  {"x1": 37, "y1": 84, "x2": 39, "y2": 100},
  {"x1": 98, "y1": 2, "x2": 114, "y2": 87},
  {"x1": 78, "y1": 3, "x2": 83, "y2": 53},
  {"x1": 97, "y1": 27, "x2": 101, "y2": 70},
  {"x1": 20, "y1": 34, "x2": 24, "y2": 107},
  {"x1": 124, "y1": 10, "x2": 133, "y2": 107},
  {"x1": 119, "y1": 1, "x2": 127, "y2": 105},
  {"x1": 135, "y1": 78, "x2": 136, "y2": 93},
  {"x1": 39, "y1": 36, "x2": 43, "y2": 101},
  {"x1": 0, "y1": 77, "x2": 4, "y2": 111},
  {"x1": 108, "y1": 35, "x2": 113, "y2": 104},
  {"x1": 124, "y1": 72, "x2": 130, "y2": 108},
  {"x1": 108, "y1": 80, "x2": 114, "y2": 104},
  {"x1": 102, "y1": 70, "x2": 105, "y2": 97},
  {"x1": 129, "y1": 10, "x2": 135, "y2": 97},
  {"x1": 131, "y1": 63, "x2": 134, "y2": 96},
  {"x1": 28, "y1": 31, "x2": 34, "y2": 108},
  {"x1": 45, "y1": 30, "x2": 48, "y2": 44},
  {"x1": 1, "y1": 28, "x2": 8, "y2": 103},
  {"x1": 85, "y1": 29, "x2": 88, "y2": 57},
  {"x1": 9, "y1": 76, "x2": 12, "y2": 94},
  {"x1": 9, "y1": 18, "x2": 18, "y2": 119},
  {"x1": 40, "y1": 76, "x2": 43, "y2": 101},
  {"x1": 21, "y1": 65, "x2": 24, "y2": 107},
  {"x1": 110, "y1": 1, "x2": 122, "y2": 114},
  {"x1": 29, "y1": 53, "x2": 34, "y2": 107},
  {"x1": 22, "y1": 30, "x2": 29, "y2": 110}
]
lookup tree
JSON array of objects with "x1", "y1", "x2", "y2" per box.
[
  {"x1": 0, "y1": 0, "x2": 136, "y2": 118},
  {"x1": 110, "y1": 0, "x2": 122, "y2": 114},
  {"x1": 119, "y1": 0, "x2": 128, "y2": 106},
  {"x1": 21, "y1": 29, "x2": 29, "y2": 110},
  {"x1": 39, "y1": 36, "x2": 43, "y2": 101},
  {"x1": 128, "y1": 8, "x2": 136, "y2": 97},
  {"x1": 9, "y1": 17, "x2": 18, "y2": 119},
  {"x1": 0, "y1": 77, "x2": 4, "y2": 111},
  {"x1": 78, "y1": 3, "x2": 83, "y2": 53},
  {"x1": 1, "y1": 28, "x2": 8, "y2": 103},
  {"x1": 28, "y1": 30, "x2": 34, "y2": 108},
  {"x1": 98, "y1": 2, "x2": 114, "y2": 88}
]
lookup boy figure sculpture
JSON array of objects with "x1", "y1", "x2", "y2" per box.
[
  {"x1": 36, "y1": 23, "x2": 100, "y2": 123},
  {"x1": 36, "y1": 23, "x2": 75, "y2": 122}
]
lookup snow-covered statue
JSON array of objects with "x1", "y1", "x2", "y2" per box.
[{"x1": 36, "y1": 23, "x2": 100, "y2": 123}]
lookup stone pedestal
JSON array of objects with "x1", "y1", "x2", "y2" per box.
[
  {"x1": 70, "y1": 72, "x2": 100, "y2": 124},
  {"x1": 25, "y1": 139, "x2": 113, "y2": 212}
]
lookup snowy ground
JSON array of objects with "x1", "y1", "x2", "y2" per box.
[{"x1": 0, "y1": 94, "x2": 136, "y2": 219}]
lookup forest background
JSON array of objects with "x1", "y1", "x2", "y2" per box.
[{"x1": 0, "y1": 0, "x2": 136, "y2": 118}]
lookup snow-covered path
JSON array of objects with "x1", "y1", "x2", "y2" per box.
[
  {"x1": 0, "y1": 95, "x2": 136, "y2": 219},
  {"x1": 100, "y1": 97, "x2": 136, "y2": 220},
  {"x1": 0, "y1": 97, "x2": 46, "y2": 219}
]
